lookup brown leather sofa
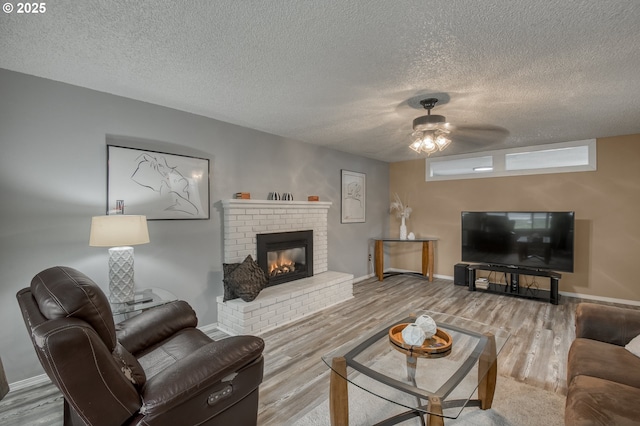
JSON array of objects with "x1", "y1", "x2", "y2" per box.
[
  {"x1": 16, "y1": 266, "x2": 265, "y2": 426},
  {"x1": 565, "y1": 302, "x2": 640, "y2": 425}
]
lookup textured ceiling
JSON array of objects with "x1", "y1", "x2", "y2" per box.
[{"x1": 2, "y1": 0, "x2": 639, "y2": 162}]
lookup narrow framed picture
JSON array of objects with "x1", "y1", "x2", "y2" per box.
[
  {"x1": 341, "y1": 169, "x2": 366, "y2": 223},
  {"x1": 107, "y1": 145, "x2": 210, "y2": 220}
]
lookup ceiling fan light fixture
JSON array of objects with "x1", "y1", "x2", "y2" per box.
[
  {"x1": 424, "y1": 141, "x2": 437, "y2": 154},
  {"x1": 409, "y1": 131, "x2": 443, "y2": 155},
  {"x1": 413, "y1": 114, "x2": 447, "y2": 131},
  {"x1": 410, "y1": 130, "x2": 424, "y2": 143},
  {"x1": 409, "y1": 140, "x2": 423, "y2": 153},
  {"x1": 435, "y1": 135, "x2": 451, "y2": 150},
  {"x1": 409, "y1": 97, "x2": 453, "y2": 156}
]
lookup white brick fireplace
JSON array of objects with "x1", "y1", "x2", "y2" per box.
[
  {"x1": 222, "y1": 199, "x2": 331, "y2": 272},
  {"x1": 217, "y1": 199, "x2": 353, "y2": 335}
]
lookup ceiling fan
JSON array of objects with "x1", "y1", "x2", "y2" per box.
[
  {"x1": 408, "y1": 97, "x2": 510, "y2": 156},
  {"x1": 409, "y1": 98, "x2": 452, "y2": 155}
]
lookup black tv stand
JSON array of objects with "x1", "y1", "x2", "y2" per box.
[{"x1": 467, "y1": 264, "x2": 561, "y2": 305}]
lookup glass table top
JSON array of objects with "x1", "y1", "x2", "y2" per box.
[
  {"x1": 322, "y1": 309, "x2": 510, "y2": 421},
  {"x1": 111, "y1": 288, "x2": 177, "y2": 316}
]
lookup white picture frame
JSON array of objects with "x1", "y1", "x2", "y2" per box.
[
  {"x1": 107, "y1": 145, "x2": 210, "y2": 220},
  {"x1": 341, "y1": 170, "x2": 366, "y2": 223}
]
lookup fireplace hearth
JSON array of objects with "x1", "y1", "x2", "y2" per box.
[{"x1": 257, "y1": 230, "x2": 313, "y2": 287}]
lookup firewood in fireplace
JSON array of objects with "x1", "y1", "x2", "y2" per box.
[{"x1": 270, "y1": 262, "x2": 297, "y2": 276}]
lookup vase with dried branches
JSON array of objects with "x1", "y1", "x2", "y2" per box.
[{"x1": 390, "y1": 193, "x2": 412, "y2": 240}]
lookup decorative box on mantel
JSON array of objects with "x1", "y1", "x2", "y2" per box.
[{"x1": 218, "y1": 199, "x2": 354, "y2": 335}]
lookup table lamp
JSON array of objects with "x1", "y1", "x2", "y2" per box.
[{"x1": 89, "y1": 215, "x2": 150, "y2": 303}]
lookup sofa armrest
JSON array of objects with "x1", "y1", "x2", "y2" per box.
[
  {"x1": 575, "y1": 302, "x2": 640, "y2": 346},
  {"x1": 116, "y1": 300, "x2": 198, "y2": 354},
  {"x1": 140, "y1": 335, "x2": 264, "y2": 417}
]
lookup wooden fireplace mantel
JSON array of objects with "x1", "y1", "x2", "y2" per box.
[{"x1": 222, "y1": 199, "x2": 332, "y2": 209}]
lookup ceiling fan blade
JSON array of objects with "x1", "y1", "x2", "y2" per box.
[{"x1": 450, "y1": 125, "x2": 510, "y2": 147}]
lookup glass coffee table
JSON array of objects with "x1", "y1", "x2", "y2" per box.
[{"x1": 322, "y1": 310, "x2": 510, "y2": 425}]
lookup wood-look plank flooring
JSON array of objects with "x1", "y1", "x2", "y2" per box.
[{"x1": 0, "y1": 275, "x2": 633, "y2": 425}]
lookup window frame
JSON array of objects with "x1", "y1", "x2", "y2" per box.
[{"x1": 425, "y1": 139, "x2": 596, "y2": 182}]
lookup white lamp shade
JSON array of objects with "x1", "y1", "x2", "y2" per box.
[{"x1": 89, "y1": 215, "x2": 150, "y2": 247}]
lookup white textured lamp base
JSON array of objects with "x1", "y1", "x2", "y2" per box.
[{"x1": 108, "y1": 246, "x2": 136, "y2": 303}]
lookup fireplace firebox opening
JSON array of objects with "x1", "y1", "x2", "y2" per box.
[{"x1": 257, "y1": 230, "x2": 313, "y2": 287}]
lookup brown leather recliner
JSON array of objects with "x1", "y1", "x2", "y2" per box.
[{"x1": 16, "y1": 266, "x2": 265, "y2": 426}]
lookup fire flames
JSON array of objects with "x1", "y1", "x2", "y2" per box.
[{"x1": 268, "y1": 252, "x2": 296, "y2": 277}]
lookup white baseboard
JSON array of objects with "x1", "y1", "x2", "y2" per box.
[
  {"x1": 354, "y1": 273, "x2": 375, "y2": 283},
  {"x1": 9, "y1": 373, "x2": 50, "y2": 391},
  {"x1": 434, "y1": 274, "x2": 454, "y2": 280}
]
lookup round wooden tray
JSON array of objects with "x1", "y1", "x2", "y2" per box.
[{"x1": 388, "y1": 323, "x2": 453, "y2": 357}]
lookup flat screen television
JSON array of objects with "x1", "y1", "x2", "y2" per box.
[{"x1": 461, "y1": 211, "x2": 575, "y2": 272}]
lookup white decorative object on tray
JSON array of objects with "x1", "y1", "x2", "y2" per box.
[
  {"x1": 415, "y1": 314, "x2": 437, "y2": 339},
  {"x1": 401, "y1": 323, "x2": 426, "y2": 346}
]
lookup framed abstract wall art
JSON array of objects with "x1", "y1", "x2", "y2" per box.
[
  {"x1": 107, "y1": 145, "x2": 210, "y2": 220},
  {"x1": 341, "y1": 169, "x2": 366, "y2": 223}
]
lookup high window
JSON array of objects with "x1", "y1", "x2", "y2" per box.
[{"x1": 425, "y1": 139, "x2": 596, "y2": 181}]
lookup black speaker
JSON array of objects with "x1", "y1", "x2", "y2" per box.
[
  {"x1": 454, "y1": 263, "x2": 469, "y2": 286},
  {"x1": 510, "y1": 273, "x2": 520, "y2": 292}
]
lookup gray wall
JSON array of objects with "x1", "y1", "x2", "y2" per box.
[{"x1": 0, "y1": 68, "x2": 389, "y2": 382}]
